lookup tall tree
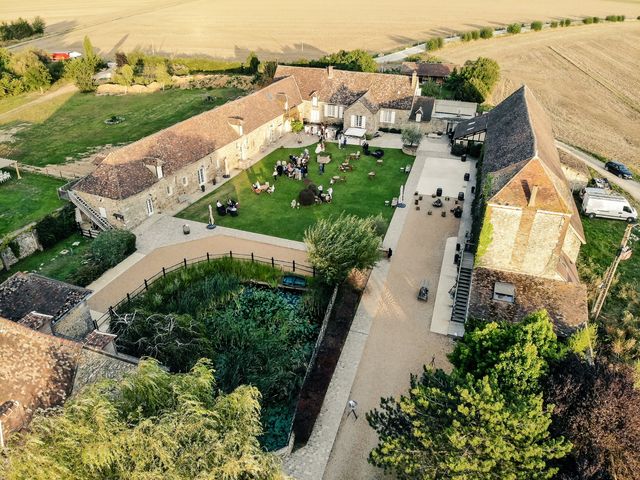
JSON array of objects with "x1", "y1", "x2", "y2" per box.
[
  {"x1": 0, "y1": 359, "x2": 286, "y2": 480},
  {"x1": 546, "y1": 356, "x2": 640, "y2": 480},
  {"x1": 369, "y1": 312, "x2": 571, "y2": 479},
  {"x1": 316, "y1": 49, "x2": 377, "y2": 72},
  {"x1": 65, "y1": 57, "x2": 95, "y2": 92},
  {"x1": 304, "y1": 213, "x2": 381, "y2": 284},
  {"x1": 82, "y1": 35, "x2": 98, "y2": 68}
]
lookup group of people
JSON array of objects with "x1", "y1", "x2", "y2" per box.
[
  {"x1": 273, "y1": 149, "x2": 311, "y2": 182},
  {"x1": 216, "y1": 199, "x2": 239, "y2": 217}
]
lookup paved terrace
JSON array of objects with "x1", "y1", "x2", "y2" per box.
[{"x1": 284, "y1": 136, "x2": 461, "y2": 479}]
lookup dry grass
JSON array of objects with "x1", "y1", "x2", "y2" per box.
[
  {"x1": 441, "y1": 22, "x2": 640, "y2": 170},
  {"x1": 3, "y1": 0, "x2": 640, "y2": 60}
]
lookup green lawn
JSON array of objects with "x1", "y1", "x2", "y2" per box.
[
  {"x1": 0, "y1": 233, "x2": 92, "y2": 285},
  {"x1": 0, "y1": 169, "x2": 66, "y2": 238},
  {"x1": 0, "y1": 87, "x2": 243, "y2": 166},
  {"x1": 177, "y1": 142, "x2": 414, "y2": 240},
  {"x1": 578, "y1": 217, "x2": 640, "y2": 320}
]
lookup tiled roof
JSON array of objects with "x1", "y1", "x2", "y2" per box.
[
  {"x1": 409, "y1": 96, "x2": 435, "y2": 122},
  {"x1": 0, "y1": 316, "x2": 81, "y2": 428},
  {"x1": 84, "y1": 330, "x2": 116, "y2": 350},
  {"x1": 469, "y1": 267, "x2": 588, "y2": 336},
  {"x1": 74, "y1": 77, "x2": 303, "y2": 200},
  {"x1": 275, "y1": 65, "x2": 416, "y2": 110},
  {"x1": 18, "y1": 311, "x2": 53, "y2": 331},
  {"x1": 71, "y1": 348, "x2": 137, "y2": 396},
  {"x1": 455, "y1": 86, "x2": 585, "y2": 242},
  {"x1": 0, "y1": 273, "x2": 91, "y2": 323},
  {"x1": 401, "y1": 62, "x2": 454, "y2": 78}
]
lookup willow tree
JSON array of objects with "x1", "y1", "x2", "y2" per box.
[
  {"x1": 0, "y1": 359, "x2": 286, "y2": 480},
  {"x1": 304, "y1": 213, "x2": 381, "y2": 285}
]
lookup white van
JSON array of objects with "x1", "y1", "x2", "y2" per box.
[{"x1": 582, "y1": 191, "x2": 637, "y2": 223}]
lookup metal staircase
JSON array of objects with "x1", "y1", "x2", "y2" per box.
[
  {"x1": 451, "y1": 252, "x2": 474, "y2": 324},
  {"x1": 67, "y1": 190, "x2": 113, "y2": 231}
]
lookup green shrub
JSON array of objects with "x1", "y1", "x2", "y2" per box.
[
  {"x1": 290, "y1": 119, "x2": 303, "y2": 133},
  {"x1": 35, "y1": 204, "x2": 76, "y2": 249},
  {"x1": 479, "y1": 27, "x2": 494, "y2": 39},
  {"x1": 460, "y1": 32, "x2": 472, "y2": 42},
  {"x1": 425, "y1": 37, "x2": 444, "y2": 51},
  {"x1": 550, "y1": 21, "x2": 559, "y2": 28},
  {"x1": 507, "y1": 23, "x2": 522, "y2": 34},
  {"x1": 605, "y1": 15, "x2": 626, "y2": 22},
  {"x1": 563, "y1": 19, "x2": 572, "y2": 27},
  {"x1": 69, "y1": 229, "x2": 136, "y2": 286},
  {"x1": 583, "y1": 17, "x2": 594, "y2": 24},
  {"x1": 593, "y1": 16, "x2": 601, "y2": 23},
  {"x1": 471, "y1": 30, "x2": 480, "y2": 40},
  {"x1": 531, "y1": 20, "x2": 543, "y2": 31},
  {"x1": 468, "y1": 141, "x2": 483, "y2": 158},
  {"x1": 451, "y1": 143, "x2": 466, "y2": 156}
]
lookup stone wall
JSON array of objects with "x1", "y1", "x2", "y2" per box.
[
  {"x1": 1, "y1": 227, "x2": 42, "y2": 271},
  {"x1": 52, "y1": 300, "x2": 94, "y2": 341}
]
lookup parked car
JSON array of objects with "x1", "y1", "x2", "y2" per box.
[
  {"x1": 605, "y1": 161, "x2": 633, "y2": 179},
  {"x1": 582, "y1": 190, "x2": 637, "y2": 223}
]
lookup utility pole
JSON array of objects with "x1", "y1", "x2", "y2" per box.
[{"x1": 591, "y1": 223, "x2": 635, "y2": 320}]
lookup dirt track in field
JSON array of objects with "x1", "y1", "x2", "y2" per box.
[
  {"x1": 3, "y1": 0, "x2": 640, "y2": 59},
  {"x1": 441, "y1": 22, "x2": 640, "y2": 170}
]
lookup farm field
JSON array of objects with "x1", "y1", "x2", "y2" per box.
[
  {"x1": 440, "y1": 22, "x2": 640, "y2": 172},
  {"x1": 0, "y1": 87, "x2": 242, "y2": 166},
  {"x1": 2, "y1": 0, "x2": 639, "y2": 60},
  {"x1": 177, "y1": 142, "x2": 414, "y2": 241}
]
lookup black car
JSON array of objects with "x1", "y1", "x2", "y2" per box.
[{"x1": 605, "y1": 161, "x2": 633, "y2": 179}]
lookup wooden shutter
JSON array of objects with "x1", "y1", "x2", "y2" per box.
[
  {"x1": 324, "y1": 104, "x2": 330, "y2": 117},
  {"x1": 339, "y1": 106, "x2": 344, "y2": 118},
  {"x1": 391, "y1": 111, "x2": 396, "y2": 124}
]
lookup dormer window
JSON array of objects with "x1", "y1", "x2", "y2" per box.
[
  {"x1": 156, "y1": 165, "x2": 163, "y2": 179},
  {"x1": 312, "y1": 95, "x2": 318, "y2": 107},
  {"x1": 493, "y1": 282, "x2": 515, "y2": 303}
]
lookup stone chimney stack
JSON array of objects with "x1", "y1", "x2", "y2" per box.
[
  {"x1": 411, "y1": 71, "x2": 418, "y2": 89},
  {"x1": 529, "y1": 185, "x2": 539, "y2": 207},
  {"x1": 327, "y1": 65, "x2": 334, "y2": 79}
]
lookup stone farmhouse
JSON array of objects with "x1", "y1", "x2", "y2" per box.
[
  {"x1": 66, "y1": 66, "x2": 476, "y2": 231},
  {"x1": 274, "y1": 65, "x2": 420, "y2": 135},
  {"x1": 67, "y1": 76, "x2": 305, "y2": 230},
  {"x1": 454, "y1": 86, "x2": 588, "y2": 334}
]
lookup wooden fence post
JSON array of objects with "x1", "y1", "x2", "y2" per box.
[
  {"x1": 183, "y1": 258, "x2": 187, "y2": 268},
  {"x1": 162, "y1": 267, "x2": 166, "y2": 277},
  {"x1": 207, "y1": 252, "x2": 210, "y2": 262},
  {"x1": 229, "y1": 250, "x2": 233, "y2": 259},
  {"x1": 292, "y1": 260, "x2": 296, "y2": 272},
  {"x1": 271, "y1": 257, "x2": 275, "y2": 268},
  {"x1": 251, "y1": 252, "x2": 254, "y2": 263},
  {"x1": 144, "y1": 279, "x2": 148, "y2": 290}
]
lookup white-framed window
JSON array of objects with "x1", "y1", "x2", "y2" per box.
[
  {"x1": 197, "y1": 166, "x2": 205, "y2": 185},
  {"x1": 312, "y1": 95, "x2": 318, "y2": 107},
  {"x1": 380, "y1": 110, "x2": 396, "y2": 124},
  {"x1": 182, "y1": 176, "x2": 188, "y2": 186},
  {"x1": 351, "y1": 115, "x2": 366, "y2": 128},
  {"x1": 166, "y1": 185, "x2": 173, "y2": 196},
  {"x1": 325, "y1": 104, "x2": 339, "y2": 118},
  {"x1": 145, "y1": 198, "x2": 154, "y2": 216},
  {"x1": 99, "y1": 207, "x2": 107, "y2": 218},
  {"x1": 310, "y1": 109, "x2": 320, "y2": 123},
  {"x1": 156, "y1": 165, "x2": 163, "y2": 179}
]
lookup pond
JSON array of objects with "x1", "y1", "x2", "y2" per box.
[{"x1": 109, "y1": 258, "x2": 328, "y2": 450}]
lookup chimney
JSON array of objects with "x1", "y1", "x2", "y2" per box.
[
  {"x1": 411, "y1": 71, "x2": 418, "y2": 89},
  {"x1": 529, "y1": 185, "x2": 539, "y2": 207},
  {"x1": 327, "y1": 65, "x2": 334, "y2": 79}
]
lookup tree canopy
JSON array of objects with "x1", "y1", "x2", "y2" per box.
[
  {"x1": 368, "y1": 311, "x2": 571, "y2": 479},
  {"x1": 304, "y1": 213, "x2": 381, "y2": 284},
  {"x1": 0, "y1": 359, "x2": 286, "y2": 480},
  {"x1": 446, "y1": 57, "x2": 500, "y2": 103},
  {"x1": 302, "y1": 49, "x2": 378, "y2": 72},
  {"x1": 545, "y1": 355, "x2": 640, "y2": 480}
]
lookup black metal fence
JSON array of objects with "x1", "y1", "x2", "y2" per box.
[{"x1": 98, "y1": 251, "x2": 315, "y2": 328}]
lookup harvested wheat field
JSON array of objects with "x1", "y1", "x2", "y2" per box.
[
  {"x1": 3, "y1": 0, "x2": 640, "y2": 59},
  {"x1": 441, "y1": 22, "x2": 640, "y2": 170}
]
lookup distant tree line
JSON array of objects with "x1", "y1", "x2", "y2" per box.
[{"x1": 0, "y1": 17, "x2": 45, "y2": 43}]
